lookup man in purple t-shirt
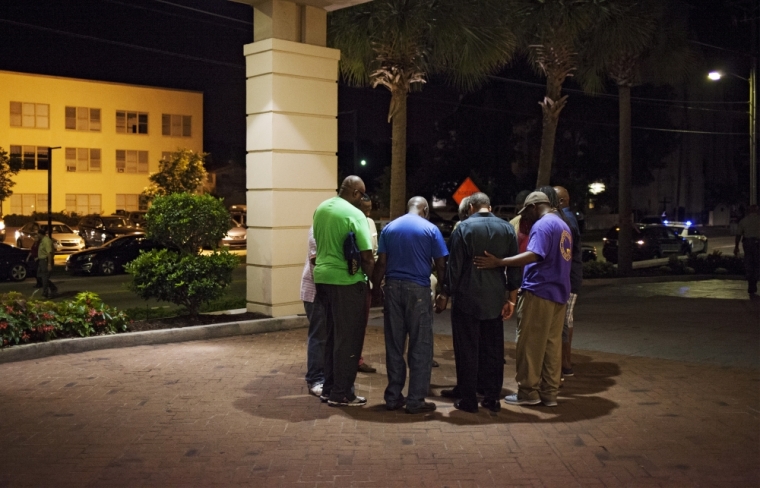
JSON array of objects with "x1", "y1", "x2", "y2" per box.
[
  {"x1": 372, "y1": 197, "x2": 448, "y2": 414},
  {"x1": 474, "y1": 191, "x2": 572, "y2": 407}
]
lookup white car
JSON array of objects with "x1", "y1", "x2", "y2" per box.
[
  {"x1": 15, "y1": 220, "x2": 86, "y2": 253},
  {"x1": 666, "y1": 222, "x2": 708, "y2": 254}
]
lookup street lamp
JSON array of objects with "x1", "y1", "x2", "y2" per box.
[{"x1": 708, "y1": 60, "x2": 758, "y2": 205}]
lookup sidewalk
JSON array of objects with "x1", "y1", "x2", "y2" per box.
[{"x1": 0, "y1": 278, "x2": 757, "y2": 487}]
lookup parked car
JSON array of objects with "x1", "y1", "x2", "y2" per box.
[
  {"x1": 221, "y1": 220, "x2": 247, "y2": 249},
  {"x1": 428, "y1": 209, "x2": 454, "y2": 237},
  {"x1": 125, "y1": 211, "x2": 148, "y2": 228},
  {"x1": 0, "y1": 242, "x2": 35, "y2": 281},
  {"x1": 65, "y1": 233, "x2": 164, "y2": 275},
  {"x1": 581, "y1": 244, "x2": 597, "y2": 262},
  {"x1": 602, "y1": 224, "x2": 689, "y2": 264},
  {"x1": 492, "y1": 204, "x2": 519, "y2": 221},
  {"x1": 229, "y1": 204, "x2": 246, "y2": 227},
  {"x1": 639, "y1": 215, "x2": 665, "y2": 225},
  {"x1": 77, "y1": 215, "x2": 141, "y2": 248},
  {"x1": 15, "y1": 221, "x2": 85, "y2": 253},
  {"x1": 666, "y1": 222, "x2": 708, "y2": 254}
]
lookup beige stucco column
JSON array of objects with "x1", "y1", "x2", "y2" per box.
[{"x1": 232, "y1": 0, "x2": 370, "y2": 317}]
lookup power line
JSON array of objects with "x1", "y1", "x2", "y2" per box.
[
  {"x1": 0, "y1": 18, "x2": 244, "y2": 70},
  {"x1": 101, "y1": 0, "x2": 251, "y2": 32},
  {"x1": 345, "y1": 85, "x2": 746, "y2": 135},
  {"x1": 486, "y1": 74, "x2": 750, "y2": 105},
  {"x1": 150, "y1": 0, "x2": 251, "y2": 25}
]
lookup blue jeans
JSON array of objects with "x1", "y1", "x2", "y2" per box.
[
  {"x1": 383, "y1": 279, "x2": 433, "y2": 409},
  {"x1": 303, "y1": 300, "x2": 326, "y2": 386}
]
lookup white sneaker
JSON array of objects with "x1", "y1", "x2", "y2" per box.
[
  {"x1": 308, "y1": 383, "x2": 323, "y2": 397},
  {"x1": 328, "y1": 395, "x2": 367, "y2": 407}
]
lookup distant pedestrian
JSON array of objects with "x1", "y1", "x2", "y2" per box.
[
  {"x1": 475, "y1": 191, "x2": 571, "y2": 407},
  {"x1": 734, "y1": 204, "x2": 760, "y2": 299},
  {"x1": 300, "y1": 227, "x2": 326, "y2": 397},
  {"x1": 440, "y1": 192, "x2": 520, "y2": 413},
  {"x1": 313, "y1": 176, "x2": 374, "y2": 407},
  {"x1": 372, "y1": 197, "x2": 448, "y2": 414},
  {"x1": 27, "y1": 233, "x2": 43, "y2": 288},
  {"x1": 554, "y1": 186, "x2": 582, "y2": 377},
  {"x1": 37, "y1": 228, "x2": 58, "y2": 298}
]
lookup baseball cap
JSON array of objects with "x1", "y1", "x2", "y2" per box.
[{"x1": 517, "y1": 191, "x2": 551, "y2": 215}]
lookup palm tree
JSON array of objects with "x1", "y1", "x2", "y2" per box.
[
  {"x1": 577, "y1": 0, "x2": 693, "y2": 275},
  {"x1": 512, "y1": 0, "x2": 612, "y2": 188},
  {"x1": 329, "y1": 0, "x2": 517, "y2": 218}
]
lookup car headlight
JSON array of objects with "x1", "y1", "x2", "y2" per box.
[
  {"x1": 636, "y1": 240, "x2": 645, "y2": 245},
  {"x1": 101, "y1": 233, "x2": 107, "y2": 241},
  {"x1": 0, "y1": 222, "x2": 5, "y2": 230},
  {"x1": 14, "y1": 230, "x2": 20, "y2": 240}
]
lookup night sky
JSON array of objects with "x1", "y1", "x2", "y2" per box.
[{"x1": 1, "y1": 0, "x2": 756, "y2": 199}]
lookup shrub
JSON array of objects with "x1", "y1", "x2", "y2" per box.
[
  {"x1": 145, "y1": 193, "x2": 230, "y2": 254},
  {"x1": 0, "y1": 292, "x2": 129, "y2": 348},
  {"x1": 583, "y1": 260, "x2": 616, "y2": 279},
  {"x1": 686, "y1": 250, "x2": 744, "y2": 275},
  {"x1": 126, "y1": 248, "x2": 239, "y2": 317},
  {"x1": 57, "y1": 291, "x2": 129, "y2": 337}
]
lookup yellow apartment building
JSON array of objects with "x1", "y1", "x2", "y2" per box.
[{"x1": 0, "y1": 70, "x2": 203, "y2": 216}]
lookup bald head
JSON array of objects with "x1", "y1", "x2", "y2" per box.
[
  {"x1": 407, "y1": 196, "x2": 429, "y2": 219},
  {"x1": 554, "y1": 186, "x2": 570, "y2": 209},
  {"x1": 338, "y1": 175, "x2": 367, "y2": 209}
]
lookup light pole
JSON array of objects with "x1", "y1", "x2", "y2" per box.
[
  {"x1": 709, "y1": 58, "x2": 758, "y2": 205},
  {"x1": 46, "y1": 147, "x2": 61, "y2": 236}
]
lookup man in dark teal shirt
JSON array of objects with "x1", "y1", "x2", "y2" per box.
[{"x1": 439, "y1": 192, "x2": 520, "y2": 413}]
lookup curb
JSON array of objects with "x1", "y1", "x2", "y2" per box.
[
  {"x1": 0, "y1": 314, "x2": 309, "y2": 365},
  {"x1": 583, "y1": 274, "x2": 744, "y2": 287}
]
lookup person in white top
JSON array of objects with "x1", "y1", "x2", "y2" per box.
[
  {"x1": 357, "y1": 199, "x2": 378, "y2": 373},
  {"x1": 300, "y1": 227, "x2": 326, "y2": 396}
]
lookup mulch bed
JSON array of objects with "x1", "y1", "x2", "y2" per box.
[{"x1": 128, "y1": 311, "x2": 269, "y2": 332}]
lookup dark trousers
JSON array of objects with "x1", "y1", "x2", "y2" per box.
[
  {"x1": 303, "y1": 300, "x2": 326, "y2": 386},
  {"x1": 316, "y1": 282, "x2": 368, "y2": 402},
  {"x1": 451, "y1": 305, "x2": 504, "y2": 405},
  {"x1": 743, "y1": 238, "x2": 760, "y2": 294}
]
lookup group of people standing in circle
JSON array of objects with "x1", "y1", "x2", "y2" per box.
[{"x1": 300, "y1": 175, "x2": 583, "y2": 413}]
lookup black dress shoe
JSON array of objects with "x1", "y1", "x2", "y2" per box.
[
  {"x1": 440, "y1": 388, "x2": 462, "y2": 399},
  {"x1": 454, "y1": 400, "x2": 478, "y2": 413},
  {"x1": 386, "y1": 400, "x2": 405, "y2": 411},
  {"x1": 405, "y1": 401, "x2": 436, "y2": 414},
  {"x1": 481, "y1": 398, "x2": 501, "y2": 413}
]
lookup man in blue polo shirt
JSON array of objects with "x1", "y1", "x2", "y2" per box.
[{"x1": 372, "y1": 197, "x2": 448, "y2": 414}]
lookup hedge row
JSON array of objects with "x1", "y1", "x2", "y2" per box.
[{"x1": 0, "y1": 292, "x2": 129, "y2": 348}]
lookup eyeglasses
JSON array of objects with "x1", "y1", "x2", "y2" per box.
[{"x1": 354, "y1": 189, "x2": 371, "y2": 202}]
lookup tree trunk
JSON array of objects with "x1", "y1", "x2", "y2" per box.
[
  {"x1": 389, "y1": 90, "x2": 408, "y2": 219},
  {"x1": 617, "y1": 83, "x2": 633, "y2": 275},
  {"x1": 536, "y1": 73, "x2": 568, "y2": 188}
]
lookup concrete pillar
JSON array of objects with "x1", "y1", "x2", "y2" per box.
[{"x1": 233, "y1": 0, "x2": 367, "y2": 316}]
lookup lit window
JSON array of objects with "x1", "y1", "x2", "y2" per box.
[
  {"x1": 116, "y1": 150, "x2": 149, "y2": 173},
  {"x1": 115, "y1": 194, "x2": 143, "y2": 212},
  {"x1": 162, "y1": 114, "x2": 192, "y2": 137},
  {"x1": 64, "y1": 147, "x2": 101, "y2": 172},
  {"x1": 65, "y1": 194, "x2": 101, "y2": 215},
  {"x1": 10, "y1": 194, "x2": 48, "y2": 215},
  {"x1": 65, "y1": 107, "x2": 101, "y2": 132},
  {"x1": 116, "y1": 110, "x2": 148, "y2": 134},
  {"x1": 10, "y1": 101, "x2": 49, "y2": 129}
]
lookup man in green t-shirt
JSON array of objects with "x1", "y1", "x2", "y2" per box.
[{"x1": 313, "y1": 176, "x2": 374, "y2": 407}]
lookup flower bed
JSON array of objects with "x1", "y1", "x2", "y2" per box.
[{"x1": 0, "y1": 291, "x2": 129, "y2": 348}]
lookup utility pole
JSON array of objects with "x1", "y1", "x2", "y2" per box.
[{"x1": 47, "y1": 147, "x2": 60, "y2": 236}]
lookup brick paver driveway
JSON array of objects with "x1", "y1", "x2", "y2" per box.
[{"x1": 1, "y1": 280, "x2": 758, "y2": 487}]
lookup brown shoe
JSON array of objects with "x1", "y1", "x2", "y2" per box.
[{"x1": 357, "y1": 363, "x2": 377, "y2": 373}]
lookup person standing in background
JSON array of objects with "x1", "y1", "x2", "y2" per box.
[{"x1": 554, "y1": 186, "x2": 582, "y2": 377}]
